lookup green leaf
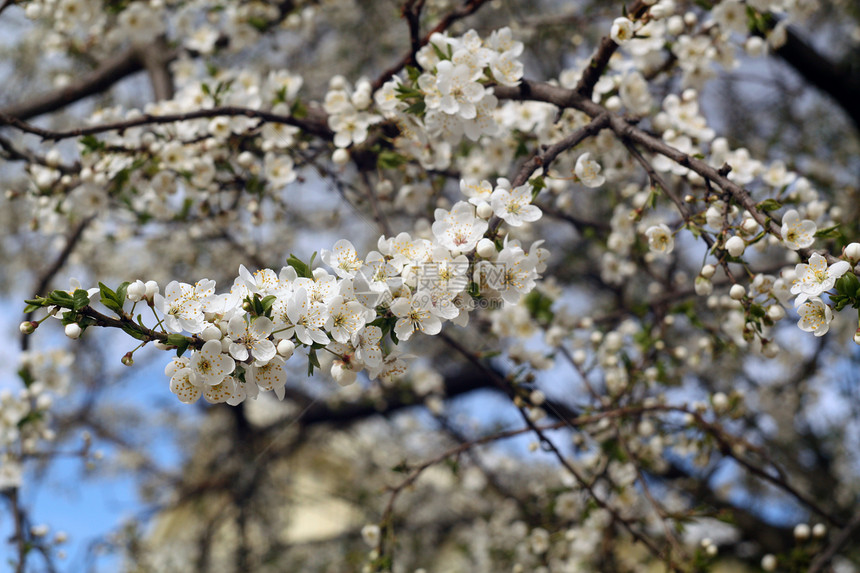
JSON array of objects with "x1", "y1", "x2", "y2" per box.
[
  {"x1": 72, "y1": 289, "x2": 90, "y2": 311},
  {"x1": 121, "y1": 325, "x2": 149, "y2": 341},
  {"x1": 405, "y1": 65, "x2": 421, "y2": 82},
  {"x1": 46, "y1": 290, "x2": 75, "y2": 309},
  {"x1": 290, "y1": 99, "x2": 307, "y2": 119},
  {"x1": 815, "y1": 225, "x2": 842, "y2": 239},
  {"x1": 166, "y1": 334, "x2": 190, "y2": 357},
  {"x1": 99, "y1": 282, "x2": 122, "y2": 313},
  {"x1": 748, "y1": 303, "x2": 766, "y2": 318},
  {"x1": 404, "y1": 100, "x2": 426, "y2": 116},
  {"x1": 115, "y1": 281, "x2": 130, "y2": 306},
  {"x1": 23, "y1": 297, "x2": 47, "y2": 313},
  {"x1": 836, "y1": 272, "x2": 859, "y2": 297},
  {"x1": 307, "y1": 347, "x2": 320, "y2": 376},
  {"x1": 757, "y1": 198, "x2": 782, "y2": 212},
  {"x1": 377, "y1": 151, "x2": 408, "y2": 169},
  {"x1": 17, "y1": 367, "x2": 35, "y2": 388},
  {"x1": 529, "y1": 176, "x2": 546, "y2": 198},
  {"x1": 79, "y1": 134, "x2": 105, "y2": 154},
  {"x1": 286, "y1": 254, "x2": 313, "y2": 279},
  {"x1": 260, "y1": 295, "x2": 277, "y2": 314}
]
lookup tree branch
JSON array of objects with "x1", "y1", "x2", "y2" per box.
[
  {"x1": 773, "y1": 27, "x2": 860, "y2": 134},
  {"x1": 1, "y1": 48, "x2": 152, "y2": 121},
  {"x1": 0, "y1": 105, "x2": 332, "y2": 141}
]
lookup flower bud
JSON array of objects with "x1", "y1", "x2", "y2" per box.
[
  {"x1": 694, "y1": 276, "x2": 713, "y2": 296},
  {"x1": 144, "y1": 280, "x2": 159, "y2": 300},
  {"x1": 725, "y1": 235, "x2": 746, "y2": 257},
  {"x1": 794, "y1": 523, "x2": 811, "y2": 541},
  {"x1": 64, "y1": 323, "x2": 82, "y2": 339},
  {"x1": 700, "y1": 264, "x2": 716, "y2": 279},
  {"x1": 476, "y1": 201, "x2": 493, "y2": 220},
  {"x1": 361, "y1": 524, "x2": 381, "y2": 547},
  {"x1": 19, "y1": 321, "x2": 38, "y2": 334},
  {"x1": 201, "y1": 324, "x2": 222, "y2": 341},
  {"x1": 812, "y1": 523, "x2": 827, "y2": 538},
  {"x1": 854, "y1": 328, "x2": 860, "y2": 346},
  {"x1": 761, "y1": 554, "x2": 777, "y2": 571},
  {"x1": 745, "y1": 36, "x2": 766, "y2": 57},
  {"x1": 766, "y1": 305, "x2": 785, "y2": 321},
  {"x1": 331, "y1": 361, "x2": 357, "y2": 386},
  {"x1": 277, "y1": 339, "x2": 295, "y2": 359},
  {"x1": 844, "y1": 242, "x2": 860, "y2": 263},
  {"x1": 729, "y1": 284, "x2": 746, "y2": 300},
  {"x1": 332, "y1": 148, "x2": 350, "y2": 166},
  {"x1": 126, "y1": 280, "x2": 146, "y2": 302},
  {"x1": 711, "y1": 392, "x2": 729, "y2": 414},
  {"x1": 121, "y1": 352, "x2": 134, "y2": 367},
  {"x1": 741, "y1": 218, "x2": 759, "y2": 234},
  {"x1": 476, "y1": 238, "x2": 496, "y2": 258},
  {"x1": 237, "y1": 151, "x2": 255, "y2": 168}
]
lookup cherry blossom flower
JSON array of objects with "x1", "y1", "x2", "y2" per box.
[
  {"x1": 286, "y1": 287, "x2": 330, "y2": 346},
  {"x1": 190, "y1": 340, "x2": 236, "y2": 386},
  {"x1": 780, "y1": 209, "x2": 816, "y2": 250},
  {"x1": 645, "y1": 224, "x2": 674, "y2": 254},
  {"x1": 167, "y1": 361, "x2": 201, "y2": 405},
  {"x1": 431, "y1": 201, "x2": 488, "y2": 252},
  {"x1": 391, "y1": 294, "x2": 442, "y2": 341},
  {"x1": 353, "y1": 325, "x2": 383, "y2": 368},
  {"x1": 481, "y1": 245, "x2": 538, "y2": 304},
  {"x1": 227, "y1": 316, "x2": 277, "y2": 362},
  {"x1": 790, "y1": 253, "x2": 851, "y2": 302},
  {"x1": 246, "y1": 355, "x2": 288, "y2": 400},
  {"x1": 490, "y1": 183, "x2": 541, "y2": 227},
  {"x1": 325, "y1": 296, "x2": 367, "y2": 343},
  {"x1": 796, "y1": 297, "x2": 833, "y2": 336},
  {"x1": 460, "y1": 179, "x2": 493, "y2": 205},
  {"x1": 321, "y1": 239, "x2": 364, "y2": 279},
  {"x1": 611, "y1": 17, "x2": 637, "y2": 44},
  {"x1": 156, "y1": 280, "x2": 212, "y2": 333},
  {"x1": 574, "y1": 153, "x2": 606, "y2": 187}
]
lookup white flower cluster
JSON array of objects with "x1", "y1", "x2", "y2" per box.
[
  {"x1": 324, "y1": 76, "x2": 381, "y2": 148},
  {"x1": 108, "y1": 179, "x2": 550, "y2": 406},
  {"x1": 1, "y1": 350, "x2": 74, "y2": 489},
  {"x1": 23, "y1": 0, "x2": 296, "y2": 59},
  {"x1": 374, "y1": 28, "x2": 524, "y2": 164}
]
